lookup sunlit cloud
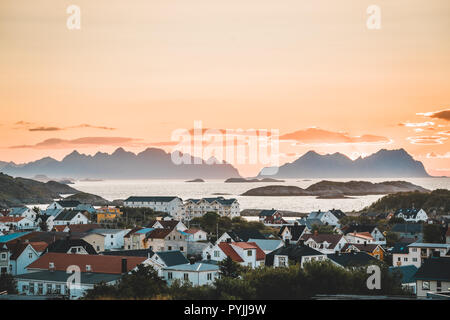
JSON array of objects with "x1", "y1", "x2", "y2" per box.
[
  {"x1": 399, "y1": 121, "x2": 435, "y2": 127},
  {"x1": 406, "y1": 136, "x2": 447, "y2": 145},
  {"x1": 426, "y1": 152, "x2": 450, "y2": 159}
]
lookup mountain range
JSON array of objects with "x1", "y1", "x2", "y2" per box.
[
  {"x1": 258, "y1": 149, "x2": 430, "y2": 178},
  {"x1": 0, "y1": 148, "x2": 241, "y2": 179}
]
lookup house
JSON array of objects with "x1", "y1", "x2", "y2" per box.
[
  {"x1": 52, "y1": 210, "x2": 90, "y2": 226},
  {"x1": 70, "y1": 232, "x2": 106, "y2": 253},
  {"x1": 202, "y1": 241, "x2": 265, "y2": 268},
  {"x1": 63, "y1": 224, "x2": 101, "y2": 233},
  {"x1": 390, "y1": 224, "x2": 424, "y2": 242},
  {"x1": 388, "y1": 265, "x2": 418, "y2": 294},
  {"x1": 303, "y1": 234, "x2": 348, "y2": 254},
  {"x1": 144, "y1": 228, "x2": 188, "y2": 254},
  {"x1": 163, "y1": 262, "x2": 219, "y2": 287},
  {"x1": 0, "y1": 216, "x2": 36, "y2": 231},
  {"x1": 183, "y1": 229, "x2": 208, "y2": 242},
  {"x1": 279, "y1": 224, "x2": 309, "y2": 244},
  {"x1": 150, "y1": 219, "x2": 187, "y2": 232},
  {"x1": 183, "y1": 197, "x2": 240, "y2": 220},
  {"x1": 342, "y1": 224, "x2": 386, "y2": 245},
  {"x1": 395, "y1": 208, "x2": 428, "y2": 223},
  {"x1": 123, "y1": 228, "x2": 154, "y2": 250},
  {"x1": 327, "y1": 252, "x2": 380, "y2": 269},
  {"x1": 96, "y1": 207, "x2": 123, "y2": 223},
  {"x1": 391, "y1": 242, "x2": 414, "y2": 267},
  {"x1": 406, "y1": 243, "x2": 450, "y2": 268},
  {"x1": 26, "y1": 252, "x2": 147, "y2": 274},
  {"x1": 307, "y1": 210, "x2": 340, "y2": 227},
  {"x1": 216, "y1": 229, "x2": 266, "y2": 244},
  {"x1": 329, "y1": 209, "x2": 346, "y2": 220},
  {"x1": 6, "y1": 241, "x2": 47, "y2": 275},
  {"x1": 123, "y1": 196, "x2": 184, "y2": 219},
  {"x1": 146, "y1": 250, "x2": 189, "y2": 276},
  {"x1": 89, "y1": 229, "x2": 130, "y2": 251},
  {"x1": 15, "y1": 270, "x2": 121, "y2": 300},
  {"x1": 8, "y1": 207, "x2": 37, "y2": 220},
  {"x1": 42, "y1": 238, "x2": 97, "y2": 255},
  {"x1": 247, "y1": 238, "x2": 284, "y2": 254},
  {"x1": 47, "y1": 200, "x2": 81, "y2": 211},
  {"x1": 296, "y1": 218, "x2": 325, "y2": 231},
  {"x1": 0, "y1": 245, "x2": 9, "y2": 274},
  {"x1": 345, "y1": 232, "x2": 374, "y2": 245},
  {"x1": 265, "y1": 244, "x2": 327, "y2": 268},
  {"x1": 342, "y1": 243, "x2": 385, "y2": 260},
  {"x1": 258, "y1": 209, "x2": 288, "y2": 226},
  {"x1": 414, "y1": 257, "x2": 450, "y2": 298}
]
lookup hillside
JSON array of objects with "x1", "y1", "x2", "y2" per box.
[
  {"x1": 241, "y1": 180, "x2": 429, "y2": 197},
  {"x1": 361, "y1": 189, "x2": 450, "y2": 215},
  {"x1": 0, "y1": 173, "x2": 79, "y2": 208},
  {"x1": 64, "y1": 192, "x2": 110, "y2": 206},
  {"x1": 258, "y1": 149, "x2": 430, "y2": 178}
]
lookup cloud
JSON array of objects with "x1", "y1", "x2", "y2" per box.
[
  {"x1": 426, "y1": 152, "x2": 450, "y2": 159},
  {"x1": 24, "y1": 123, "x2": 116, "y2": 132},
  {"x1": 68, "y1": 124, "x2": 116, "y2": 130},
  {"x1": 406, "y1": 135, "x2": 448, "y2": 145},
  {"x1": 10, "y1": 137, "x2": 141, "y2": 149},
  {"x1": 279, "y1": 128, "x2": 390, "y2": 145},
  {"x1": 29, "y1": 127, "x2": 63, "y2": 132},
  {"x1": 399, "y1": 121, "x2": 435, "y2": 127},
  {"x1": 417, "y1": 109, "x2": 450, "y2": 121}
]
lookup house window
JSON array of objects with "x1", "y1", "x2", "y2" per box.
[
  {"x1": 55, "y1": 285, "x2": 61, "y2": 294},
  {"x1": 22, "y1": 285, "x2": 28, "y2": 292},
  {"x1": 28, "y1": 253, "x2": 33, "y2": 259},
  {"x1": 180, "y1": 247, "x2": 184, "y2": 252},
  {"x1": 37, "y1": 283, "x2": 43, "y2": 295},
  {"x1": 29, "y1": 283, "x2": 34, "y2": 294},
  {"x1": 437, "y1": 281, "x2": 442, "y2": 292},
  {"x1": 168, "y1": 246, "x2": 172, "y2": 251},
  {"x1": 214, "y1": 250, "x2": 220, "y2": 258},
  {"x1": 412, "y1": 258, "x2": 418, "y2": 262},
  {"x1": 278, "y1": 256, "x2": 287, "y2": 267},
  {"x1": 247, "y1": 250, "x2": 253, "y2": 257},
  {"x1": 183, "y1": 273, "x2": 189, "y2": 281},
  {"x1": 403, "y1": 257, "x2": 408, "y2": 262},
  {"x1": 422, "y1": 281, "x2": 430, "y2": 291},
  {"x1": 412, "y1": 248, "x2": 417, "y2": 252},
  {"x1": 207, "y1": 273, "x2": 212, "y2": 281},
  {"x1": 47, "y1": 284, "x2": 52, "y2": 293},
  {"x1": 168, "y1": 272, "x2": 173, "y2": 280},
  {"x1": 0, "y1": 253, "x2": 6, "y2": 260}
]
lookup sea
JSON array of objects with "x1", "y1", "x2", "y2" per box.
[{"x1": 58, "y1": 177, "x2": 450, "y2": 216}]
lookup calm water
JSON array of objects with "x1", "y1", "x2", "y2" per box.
[{"x1": 68, "y1": 177, "x2": 450, "y2": 214}]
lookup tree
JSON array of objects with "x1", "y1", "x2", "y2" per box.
[
  {"x1": 423, "y1": 224, "x2": 444, "y2": 243},
  {"x1": 83, "y1": 282, "x2": 117, "y2": 300},
  {"x1": 218, "y1": 256, "x2": 242, "y2": 279},
  {"x1": 116, "y1": 264, "x2": 168, "y2": 299},
  {"x1": 385, "y1": 231, "x2": 400, "y2": 247},
  {"x1": 311, "y1": 224, "x2": 335, "y2": 234},
  {"x1": 0, "y1": 273, "x2": 18, "y2": 294}
]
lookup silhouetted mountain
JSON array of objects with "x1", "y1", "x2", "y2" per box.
[
  {"x1": 258, "y1": 149, "x2": 430, "y2": 178},
  {"x1": 0, "y1": 148, "x2": 241, "y2": 179}
]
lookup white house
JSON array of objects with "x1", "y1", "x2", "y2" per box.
[
  {"x1": 278, "y1": 225, "x2": 310, "y2": 244},
  {"x1": 395, "y1": 208, "x2": 428, "y2": 223},
  {"x1": 183, "y1": 197, "x2": 240, "y2": 220},
  {"x1": 344, "y1": 232, "x2": 374, "y2": 245},
  {"x1": 266, "y1": 244, "x2": 327, "y2": 268},
  {"x1": 151, "y1": 220, "x2": 187, "y2": 232},
  {"x1": 303, "y1": 234, "x2": 348, "y2": 254},
  {"x1": 202, "y1": 241, "x2": 265, "y2": 268},
  {"x1": 123, "y1": 196, "x2": 185, "y2": 219},
  {"x1": 52, "y1": 210, "x2": 90, "y2": 226},
  {"x1": 89, "y1": 229, "x2": 130, "y2": 251},
  {"x1": 183, "y1": 229, "x2": 208, "y2": 242},
  {"x1": 7, "y1": 242, "x2": 44, "y2": 275},
  {"x1": 163, "y1": 262, "x2": 219, "y2": 287},
  {"x1": 145, "y1": 250, "x2": 189, "y2": 276},
  {"x1": 47, "y1": 200, "x2": 81, "y2": 211},
  {"x1": 343, "y1": 225, "x2": 386, "y2": 245},
  {"x1": 392, "y1": 242, "x2": 450, "y2": 268},
  {"x1": 8, "y1": 207, "x2": 37, "y2": 221},
  {"x1": 0, "y1": 216, "x2": 36, "y2": 231},
  {"x1": 307, "y1": 210, "x2": 341, "y2": 227}
]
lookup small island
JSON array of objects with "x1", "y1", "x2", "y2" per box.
[
  {"x1": 185, "y1": 178, "x2": 205, "y2": 183},
  {"x1": 241, "y1": 180, "x2": 429, "y2": 197},
  {"x1": 225, "y1": 177, "x2": 285, "y2": 183}
]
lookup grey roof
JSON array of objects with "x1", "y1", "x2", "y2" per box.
[
  {"x1": 390, "y1": 242, "x2": 410, "y2": 254},
  {"x1": 56, "y1": 200, "x2": 81, "y2": 208},
  {"x1": 278, "y1": 225, "x2": 307, "y2": 241},
  {"x1": 186, "y1": 197, "x2": 237, "y2": 206},
  {"x1": 259, "y1": 209, "x2": 278, "y2": 217},
  {"x1": 248, "y1": 238, "x2": 283, "y2": 252},
  {"x1": 226, "y1": 229, "x2": 266, "y2": 242},
  {"x1": 164, "y1": 262, "x2": 219, "y2": 272},
  {"x1": 43, "y1": 209, "x2": 64, "y2": 217},
  {"x1": 15, "y1": 270, "x2": 120, "y2": 284},
  {"x1": 154, "y1": 251, "x2": 189, "y2": 267},
  {"x1": 414, "y1": 257, "x2": 450, "y2": 281},
  {"x1": 101, "y1": 249, "x2": 154, "y2": 258},
  {"x1": 44, "y1": 239, "x2": 97, "y2": 255},
  {"x1": 89, "y1": 229, "x2": 128, "y2": 235},
  {"x1": 388, "y1": 265, "x2": 418, "y2": 284},
  {"x1": 265, "y1": 244, "x2": 324, "y2": 266},
  {"x1": 297, "y1": 218, "x2": 323, "y2": 230},
  {"x1": 8, "y1": 207, "x2": 29, "y2": 215},
  {"x1": 124, "y1": 196, "x2": 180, "y2": 203},
  {"x1": 327, "y1": 252, "x2": 380, "y2": 268},
  {"x1": 54, "y1": 210, "x2": 86, "y2": 221},
  {"x1": 408, "y1": 243, "x2": 450, "y2": 249}
]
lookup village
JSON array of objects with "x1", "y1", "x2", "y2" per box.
[{"x1": 0, "y1": 195, "x2": 449, "y2": 300}]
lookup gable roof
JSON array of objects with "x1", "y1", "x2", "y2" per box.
[
  {"x1": 302, "y1": 234, "x2": 345, "y2": 249},
  {"x1": 43, "y1": 238, "x2": 97, "y2": 255},
  {"x1": 56, "y1": 200, "x2": 81, "y2": 208},
  {"x1": 247, "y1": 238, "x2": 283, "y2": 253},
  {"x1": 124, "y1": 196, "x2": 180, "y2": 203},
  {"x1": 0, "y1": 216, "x2": 25, "y2": 223},
  {"x1": 6, "y1": 242, "x2": 37, "y2": 260},
  {"x1": 184, "y1": 228, "x2": 205, "y2": 234},
  {"x1": 0, "y1": 232, "x2": 31, "y2": 243},
  {"x1": 27, "y1": 252, "x2": 146, "y2": 274},
  {"x1": 234, "y1": 242, "x2": 265, "y2": 260},
  {"x1": 279, "y1": 225, "x2": 307, "y2": 241},
  {"x1": 65, "y1": 224, "x2": 101, "y2": 233},
  {"x1": 327, "y1": 252, "x2": 380, "y2": 268},
  {"x1": 342, "y1": 243, "x2": 383, "y2": 253},
  {"x1": 8, "y1": 207, "x2": 30, "y2": 216},
  {"x1": 153, "y1": 220, "x2": 181, "y2": 230},
  {"x1": 29, "y1": 241, "x2": 48, "y2": 253},
  {"x1": 329, "y1": 209, "x2": 346, "y2": 219},
  {"x1": 347, "y1": 232, "x2": 374, "y2": 241},
  {"x1": 395, "y1": 208, "x2": 425, "y2": 219},
  {"x1": 259, "y1": 209, "x2": 278, "y2": 217},
  {"x1": 342, "y1": 224, "x2": 377, "y2": 235},
  {"x1": 154, "y1": 251, "x2": 189, "y2": 266},
  {"x1": 413, "y1": 257, "x2": 450, "y2": 281},
  {"x1": 218, "y1": 242, "x2": 243, "y2": 262},
  {"x1": 388, "y1": 265, "x2": 418, "y2": 284},
  {"x1": 54, "y1": 210, "x2": 87, "y2": 221},
  {"x1": 390, "y1": 242, "x2": 411, "y2": 254},
  {"x1": 227, "y1": 229, "x2": 266, "y2": 242},
  {"x1": 265, "y1": 244, "x2": 324, "y2": 266},
  {"x1": 145, "y1": 228, "x2": 173, "y2": 239}
]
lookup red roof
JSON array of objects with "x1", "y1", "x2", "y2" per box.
[
  {"x1": 27, "y1": 252, "x2": 146, "y2": 274},
  {"x1": 146, "y1": 228, "x2": 172, "y2": 239},
  {"x1": 218, "y1": 242, "x2": 244, "y2": 262},
  {"x1": 52, "y1": 226, "x2": 66, "y2": 232},
  {"x1": 30, "y1": 241, "x2": 48, "y2": 252},
  {"x1": 0, "y1": 216, "x2": 24, "y2": 223},
  {"x1": 246, "y1": 242, "x2": 266, "y2": 261},
  {"x1": 66, "y1": 224, "x2": 101, "y2": 233},
  {"x1": 184, "y1": 229, "x2": 203, "y2": 234}
]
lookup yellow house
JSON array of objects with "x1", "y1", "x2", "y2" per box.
[{"x1": 96, "y1": 207, "x2": 123, "y2": 223}]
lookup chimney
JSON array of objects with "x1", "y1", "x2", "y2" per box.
[
  {"x1": 121, "y1": 258, "x2": 127, "y2": 274},
  {"x1": 49, "y1": 262, "x2": 55, "y2": 272},
  {"x1": 314, "y1": 230, "x2": 318, "y2": 236},
  {"x1": 285, "y1": 239, "x2": 290, "y2": 247},
  {"x1": 86, "y1": 265, "x2": 92, "y2": 272},
  {"x1": 189, "y1": 257, "x2": 195, "y2": 265}
]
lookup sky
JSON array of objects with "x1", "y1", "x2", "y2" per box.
[{"x1": 0, "y1": 0, "x2": 449, "y2": 177}]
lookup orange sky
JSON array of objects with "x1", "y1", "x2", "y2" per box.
[{"x1": 0, "y1": 0, "x2": 449, "y2": 176}]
